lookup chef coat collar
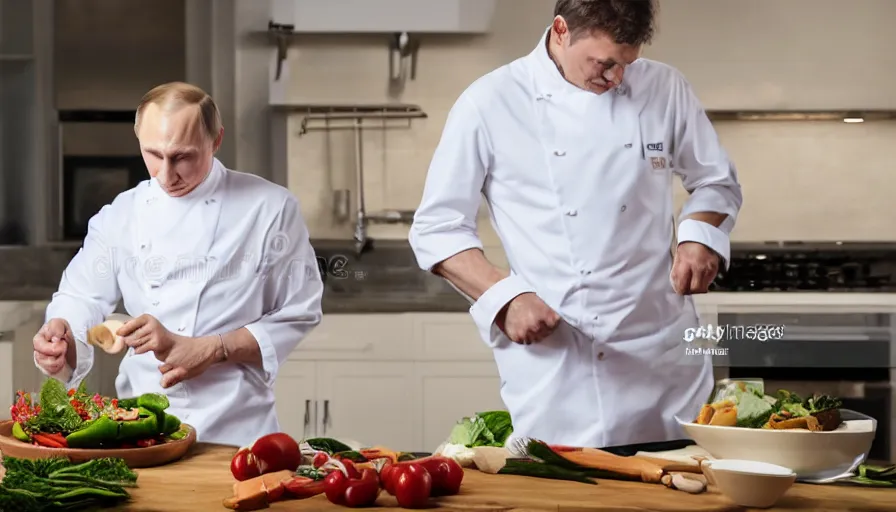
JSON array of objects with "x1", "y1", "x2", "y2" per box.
[
  {"x1": 529, "y1": 26, "x2": 584, "y2": 98},
  {"x1": 148, "y1": 157, "x2": 224, "y2": 203}
]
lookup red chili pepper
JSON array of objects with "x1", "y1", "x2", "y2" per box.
[{"x1": 32, "y1": 433, "x2": 65, "y2": 449}]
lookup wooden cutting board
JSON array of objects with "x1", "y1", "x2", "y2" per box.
[{"x1": 115, "y1": 444, "x2": 894, "y2": 511}]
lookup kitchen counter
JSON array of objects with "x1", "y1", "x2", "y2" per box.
[
  {"x1": 3, "y1": 243, "x2": 896, "y2": 314},
  {"x1": 121, "y1": 444, "x2": 893, "y2": 511}
]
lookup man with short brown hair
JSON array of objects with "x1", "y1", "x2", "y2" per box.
[
  {"x1": 33, "y1": 82, "x2": 324, "y2": 446},
  {"x1": 410, "y1": 0, "x2": 742, "y2": 447}
]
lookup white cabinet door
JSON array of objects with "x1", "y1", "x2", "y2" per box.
[
  {"x1": 417, "y1": 362, "x2": 506, "y2": 453},
  {"x1": 315, "y1": 362, "x2": 420, "y2": 452},
  {"x1": 274, "y1": 361, "x2": 318, "y2": 441}
]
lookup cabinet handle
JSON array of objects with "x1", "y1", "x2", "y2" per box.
[
  {"x1": 303, "y1": 399, "x2": 311, "y2": 437},
  {"x1": 322, "y1": 400, "x2": 330, "y2": 435}
]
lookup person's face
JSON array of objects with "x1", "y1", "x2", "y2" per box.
[
  {"x1": 137, "y1": 103, "x2": 222, "y2": 197},
  {"x1": 550, "y1": 16, "x2": 641, "y2": 94}
]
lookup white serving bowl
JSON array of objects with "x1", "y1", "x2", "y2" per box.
[
  {"x1": 702, "y1": 459, "x2": 797, "y2": 508},
  {"x1": 676, "y1": 409, "x2": 876, "y2": 480}
]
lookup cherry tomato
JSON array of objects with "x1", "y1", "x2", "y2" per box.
[
  {"x1": 423, "y1": 457, "x2": 463, "y2": 496},
  {"x1": 393, "y1": 463, "x2": 432, "y2": 509},
  {"x1": 312, "y1": 451, "x2": 330, "y2": 468}
]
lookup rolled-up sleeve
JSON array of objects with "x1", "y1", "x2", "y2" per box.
[
  {"x1": 42, "y1": 206, "x2": 122, "y2": 388},
  {"x1": 409, "y1": 92, "x2": 492, "y2": 272},
  {"x1": 244, "y1": 195, "x2": 323, "y2": 386},
  {"x1": 671, "y1": 74, "x2": 744, "y2": 269}
]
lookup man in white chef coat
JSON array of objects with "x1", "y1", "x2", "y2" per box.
[
  {"x1": 32, "y1": 82, "x2": 324, "y2": 447},
  {"x1": 409, "y1": 0, "x2": 743, "y2": 448}
]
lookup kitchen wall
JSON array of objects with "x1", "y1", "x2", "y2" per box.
[{"x1": 281, "y1": 0, "x2": 896, "y2": 254}]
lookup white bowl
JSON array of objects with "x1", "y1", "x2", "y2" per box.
[
  {"x1": 676, "y1": 409, "x2": 876, "y2": 480},
  {"x1": 702, "y1": 459, "x2": 796, "y2": 508}
]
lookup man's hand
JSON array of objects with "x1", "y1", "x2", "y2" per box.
[
  {"x1": 496, "y1": 293, "x2": 561, "y2": 344},
  {"x1": 671, "y1": 242, "x2": 721, "y2": 295},
  {"x1": 118, "y1": 314, "x2": 219, "y2": 388},
  {"x1": 33, "y1": 318, "x2": 74, "y2": 375}
]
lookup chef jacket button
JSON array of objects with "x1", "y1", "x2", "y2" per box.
[
  {"x1": 598, "y1": 352, "x2": 605, "y2": 361},
  {"x1": 177, "y1": 326, "x2": 185, "y2": 332},
  {"x1": 152, "y1": 301, "x2": 159, "y2": 306},
  {"x1": 536, "y1": 95, "x2": 545, "y2": 101},
  {"x1": 553, "y1": 150, "x2": 566, "y2": 157},
  {"x1": 620, "y1": 205, "x2": 627, "y2": 212},
  {"x1": 581, "y1": 269, "x2": 591, "y2": 275},
  {"x1": 566, "y1": 209, "x2": 577, "y2": 216}
]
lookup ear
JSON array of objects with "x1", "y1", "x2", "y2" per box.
[
  {"x1": 213, "y1": 127, "x2": 224, "y2": 153},
  {"x1": 551, "y1": 15, "x2": 569, "y2": 43}
]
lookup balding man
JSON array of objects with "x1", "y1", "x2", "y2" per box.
[{"x1": 32, "y1": 82, "x2": 324, "y2": 446}]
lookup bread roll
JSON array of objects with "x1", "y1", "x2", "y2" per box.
[{"x1": 87, "y1": 314, "x2": 133, "y2": 354}]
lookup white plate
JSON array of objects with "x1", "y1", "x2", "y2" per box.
[{"x1": 675, "y1": 409, "x2": 876, "y2": 481}]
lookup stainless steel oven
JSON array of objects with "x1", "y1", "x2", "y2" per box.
[
  {"x1": 57, "y1": 110, "x2": 146, "y2": 241},
  {"x1": 717, "y1": 312, "x2": 894, "y2": 463}
]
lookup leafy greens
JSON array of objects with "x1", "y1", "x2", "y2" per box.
[
  {"x1": 0, "y1": 456, "x2": 137, "y2": 511},
  {"x1": 448, "y1": 411, "x2": 513, "y2": 447}
]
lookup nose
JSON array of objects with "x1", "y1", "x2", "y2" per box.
[{"x1": 155, "y1": 160, "x2": 171, "y2": 187}]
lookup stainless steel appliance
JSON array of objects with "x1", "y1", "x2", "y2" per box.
[
  {"x1": 57, "y1": 110, "x2": 145, "y2": 241},
  {"x1": 716, "y1": 311, "x2": 894, "y2": 463}
]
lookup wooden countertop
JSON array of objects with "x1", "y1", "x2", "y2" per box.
[{"x1": 114, "y1": 444, "x2": 896, "y2": 511}]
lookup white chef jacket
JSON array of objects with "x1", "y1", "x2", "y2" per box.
[
  {"x1": 409, "y1": 29, "x2": 743, "y2": 448},
  {"x1": 39, "y1": 158, "x2": 324, "y2": 447}
]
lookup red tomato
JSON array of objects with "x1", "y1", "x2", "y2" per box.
[
  {"x1": 393, "y1": 463, "x2": 432, "y2": 509},
  {"x1": 324, "y1": 470, "x2": 349, "y2": 505},
  {"x1": 341, "y1": 459, "x2": 361, "y2": 479},
  {"x1": 421, "y1": 457, "x2": 463, "y2": 496},
  {"x1": 312, "y1": 452, "x2": 330, "y2": 468},
  {"x1": 380, "y1": 463, "x2": 396, "y2": 494},
  {"x1": 249, "y1": 432, "x2": 302, "y2": 473},
  {"x1": 343, "y1": 469, "x2": 381, "y2": 507},
  {"x1": 230, "y1": 448, "x2": 260, "y2": 481}
]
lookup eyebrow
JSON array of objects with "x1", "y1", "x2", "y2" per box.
[{"x1": 143, "y1": 147, "x2": 198, "y2": 158}]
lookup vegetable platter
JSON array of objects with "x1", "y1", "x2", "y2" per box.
[
  {"x1": 0, "y1": 378, "x2": 195, "y2": 468},
  {"x1": 223, "y1": 434, "x2": 466, "y2": 510}
]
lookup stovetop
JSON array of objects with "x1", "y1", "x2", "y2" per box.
[{"x1": 711, "y1": 242, "x2": 896, "y2": 292}]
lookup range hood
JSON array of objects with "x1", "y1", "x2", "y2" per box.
[{"x1": 269, "y1": 0, "x2": 496, "y2": 33}]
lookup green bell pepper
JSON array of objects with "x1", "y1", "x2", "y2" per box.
[
  {"x1": 117, "y1": 413, "x2": 158, "y2": 442},
  {"x1": 161, "y1": 413, "x2": 181, "y2": 435},
  {"x1": 137, "y1": 393, "x2": 169, "y2": 413},
  {"x1": 65, "y1": 415, "x2": 119, "y2": 448},
  {"x1": 12, "y1": 422, "x2": 31, "y2": 442}
]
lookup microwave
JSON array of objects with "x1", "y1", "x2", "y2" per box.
[
  {"x1": 61, "y1": 155, "x2": 147, "y2": 240},
  {"x1": 57, "y1": 110, "x2": 148, "y2": 241}
]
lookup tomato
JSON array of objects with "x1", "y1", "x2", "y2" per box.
[
  {"x1": 420, "y1": 457, "x2": 463, "y2": 496},
  {"x1": 380, "y1": 463, "x2": 396, "y2": 494},
  {"x1": 312, "y1": 451, "x2": 330, "y2": 468},
  {"x1": 341, "y1": 459, "x2": 361, "y2": 479},
  {"x1": 324, "y1": 470, "x2": 349, "y2": 504},
  {"x1": 230, "y1": 448, "x2": 261, "y2": 481},
  {"x1": 392, "y1": 463, "x2": 432, "y2": 509},
  {"x1": 343, "y1": 469, "x2": 381, "y2": 507},
  {"x1": 249, "y1": 432, "x2": 302, "y2": 473}
]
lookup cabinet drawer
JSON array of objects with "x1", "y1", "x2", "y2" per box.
[
  {"x1": 291, "y1": 314, "x2": 415, "y2": 360},
  {"x1": 413, "y1": 313, "x2": 493, "y2": 361}
]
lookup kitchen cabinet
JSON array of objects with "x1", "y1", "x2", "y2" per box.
[
  {"x1": 0, "y1": 0, "x2": 36, "y2": 245},
  {"x1": 275, "y1": 313, "x2": 506, "y2": 452}
]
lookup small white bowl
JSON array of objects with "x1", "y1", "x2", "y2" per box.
[{"x1": 702, "y1": 459, "x2": 797, "y2": 509}]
